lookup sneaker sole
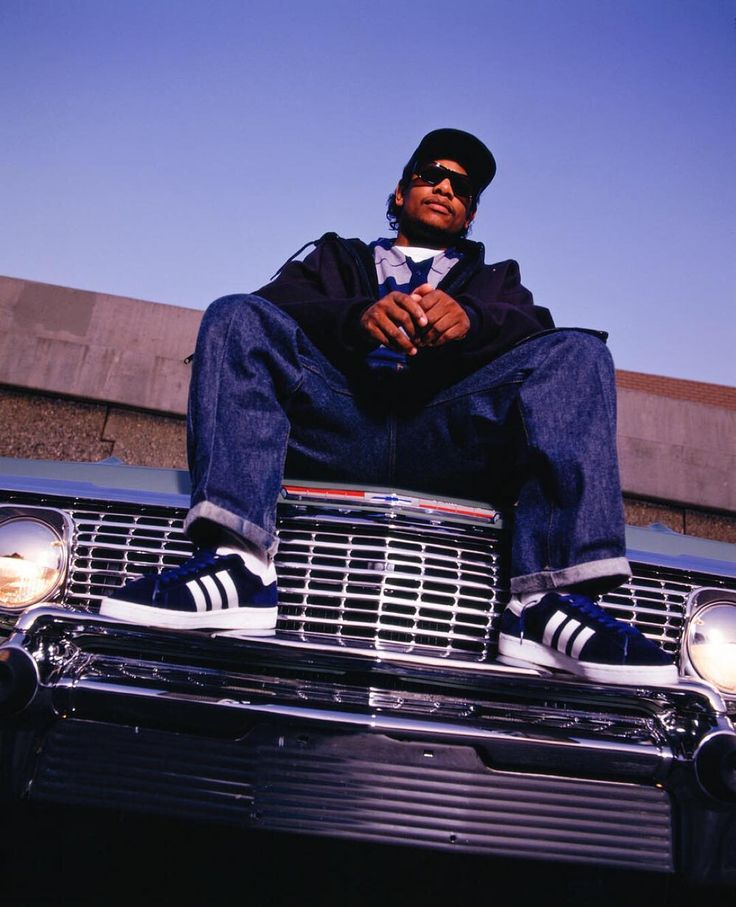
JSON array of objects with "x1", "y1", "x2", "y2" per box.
[
  {"x1": 99, "y1": 597, "x2": 278, "y2": 632},
  {"x1": 497, "y1": 633, "x2": 679, "y2": 686}
]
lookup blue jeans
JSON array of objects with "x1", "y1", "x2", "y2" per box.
[{"x1": 185, "y1": 294, "x2": 630, "y2": 595}]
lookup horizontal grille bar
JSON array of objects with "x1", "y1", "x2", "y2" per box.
[{"x1": 31, "y1": 720, "x2": 673, "y2": 871}]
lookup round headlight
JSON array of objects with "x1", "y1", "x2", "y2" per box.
[
  {"x1": 686, "y1": 601, "x2": 736, "y2": 694},
  {"x1": 0, "y1": 518, "x2": 65, "y2": 608}
]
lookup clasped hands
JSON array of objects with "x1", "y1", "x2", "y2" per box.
[{"x1": 359, "y1": 284, "x2": 470, "y2": 356}]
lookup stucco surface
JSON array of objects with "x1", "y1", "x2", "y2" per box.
[
  {"x1": 0, "y1": 390, "x2": 112, "y2": 462},
  {"x1": 103, "y1": 408, "x2": 187, "y2": 469}
]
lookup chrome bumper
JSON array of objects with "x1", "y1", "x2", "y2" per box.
[{"x1": 1, "y1": 606, "x2": 735, "y2": 882}]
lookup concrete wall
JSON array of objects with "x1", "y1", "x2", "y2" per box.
[
  {"x1": 2, "y1": 274, "x2": 735, "y2": 542},
  {"x1": 0, "y1": 275, "x2": 197, "y2": 414},
  {"x1": 617, "y1": 389, "x2": 736, "y2": 513}
]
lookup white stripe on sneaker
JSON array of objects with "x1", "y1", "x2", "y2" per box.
[
  {"x1": 542, "y1": 611, "x2": 566, "y2": 646},
  {"x1": 570, "y1": 625, "x2": 596, "y2": 659},
  {"x1": 556, "y1": 618, "x2": 581, "y2": 654},
  {"x1": 217, "y1": 570, "x2": 239, "y2": 609},
  {"x1": 201, "y1": 575, "x2": 223, "y2": 611},
  {"x1": 186, "y1": 579, "x2": 208, "y2": 612}
]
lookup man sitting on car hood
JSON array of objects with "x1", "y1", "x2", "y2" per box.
[{"x1": 100, "y1": 128, "x2": 677, "y2": 686}]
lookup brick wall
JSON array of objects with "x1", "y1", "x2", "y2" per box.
[{"x1": 617, "y1": 370, "x2": 736, "y2": 410}]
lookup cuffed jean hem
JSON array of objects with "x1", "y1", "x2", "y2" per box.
[
  {"x1": 183, "y1": 501, "x2": 278, "y2": 558},
  {"x1": 510, "y1": 556, "x2": 631, "y2": 596}
]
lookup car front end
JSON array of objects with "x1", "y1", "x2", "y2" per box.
[{"x1": 0, "y1": 456, "x2": 735, "y2": 887}]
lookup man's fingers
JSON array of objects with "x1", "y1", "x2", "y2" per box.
[
  {"x1": 363, "y1": 320, "x2": 414, "y2": 353},
  {"x1": 392, "y1": 292, "x2": 428, "y2": 328},
  {"x1": 432, "y1": 322, "x2": 469, "y2": 346},
  {"x1": 368, "y1": 310, "x2": 418, "y2": 353},
  {"x1": 359, "y1": 291, "x2": 466, "y2": 353},
  {"x1": 381, "y1": 322, "x2": 418, "y2": 354},
  {"x1": 392, "y1": 298, "x2": 426, "y2": 335},
  {"x1": 363, "y1": 293, "x2": 428, "y2": 334},
  {"x1": 419, "y1": 310, "x2": 470, "y2": 346},
  {"x1": 372, "y1": 303, "x2": 416, "y2": 338},
  {"x1": 416, "y1": 290, "x2": 448, "y2": 317}
]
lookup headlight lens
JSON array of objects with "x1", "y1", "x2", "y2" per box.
[
  {"x1": 0, "y1": 514, "x2": 68, "y2": 608},
  {"x1": 686, "y1": 596, "x2": 736, "y2": 694}
]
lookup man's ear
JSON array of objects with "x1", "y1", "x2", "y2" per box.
[
  {"x1": 464, "y1": 208, "x2": 476, "y2": 231},
  {"x1": 394, "y1": 182, "x2": 404, "y2": 208}
]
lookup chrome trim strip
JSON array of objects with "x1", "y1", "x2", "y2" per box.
[
  {"x1": 9, "y1": 605, "x2": 730, "y2": 715},
  {"x1": 217, "y1": 629, "x2": 537, "y2": 674},
  {"x1": 56, "y1": 676, "x2": 670, "y2": 763},
  {"x1": 0, "y1": 472, "x2": 191, "y2": 510}
]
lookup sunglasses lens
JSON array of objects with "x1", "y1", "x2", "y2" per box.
[
  {"x1": 416, "y1": 165, "x2": 472, "y2": 199},
  {"x1": 415, "y1": 164, "x2": 442, "y2": 185},
  {"x1": 451, "y1": 173, "x2": 473, "y2": 198}
]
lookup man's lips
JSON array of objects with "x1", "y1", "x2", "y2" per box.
[{"x1": 423, "y1": 199, "x2": 453, "y2": 215}]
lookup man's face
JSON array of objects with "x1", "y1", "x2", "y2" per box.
[{"x1": 394, "y1": 158, "x2": 475, "y2": 246}]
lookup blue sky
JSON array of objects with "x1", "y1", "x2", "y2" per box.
[{"x1": 1, "y1": 0, "x2": 734, "y2": 385}]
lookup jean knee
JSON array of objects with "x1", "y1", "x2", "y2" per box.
[
  {"x1": 199, "y1": 293, "x2": 292, "y2": 344},
  {"x1": 202, "y1": 293, "x2": 273, "y2": 324},
  {"x1": 552, "y1": 329, "x2": 614, "y2": 374},
  {"x1": 198, "y1": 294, "x2": 246, "y2": 338}
]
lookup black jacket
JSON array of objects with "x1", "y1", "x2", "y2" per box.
[{"x1": 256, "y1": 232, "x2": 554, "y2": 385}]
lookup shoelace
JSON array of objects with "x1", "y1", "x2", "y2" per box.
[
  {"x1": 564, "y1": 594, "x2": 639, "y2": 637},
  {"x1": 153, "y1": 550, "x2": 221, "y2": 600},
  {"x1": 565, "y1": 594, "x2": 644, "y2": 658},
  {"x1": 518, "y1": 593, "x2": 640, "y2": 654}
]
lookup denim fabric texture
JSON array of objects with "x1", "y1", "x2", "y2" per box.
[{"x1": 185, "y1": 294, "x2": 630, "y2": 594}]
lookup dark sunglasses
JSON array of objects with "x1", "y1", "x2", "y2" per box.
[{"x1": 412, "y1": 162, "x2": 474, "y2": 201}]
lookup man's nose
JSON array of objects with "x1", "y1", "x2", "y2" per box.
[{"x1": 433, "y1": 178, "x2": 454, "y2": 198}]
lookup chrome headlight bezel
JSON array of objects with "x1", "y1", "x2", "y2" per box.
[
  {"x1": 683, "y1": 587, "x2": 736, "y2": 702},
  {"x1": 0, "y1": 506, "x2": 73, "y2": 609}
]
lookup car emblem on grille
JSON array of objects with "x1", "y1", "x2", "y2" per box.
[{"x1": 366, "y1": 561, "x2": 394, "y2": 572}]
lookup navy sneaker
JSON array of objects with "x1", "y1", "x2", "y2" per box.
[
  {"x1": 498, "y1": 592, "x2": 678, "y2": 685},
  {"x1": 99, "y1": 550, "x2": 278, "y2": 632}
]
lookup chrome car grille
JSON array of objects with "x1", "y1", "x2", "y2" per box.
[
  {"x1": 7, "y1": 491, "x2": 736, "y2": 661},
  {"x1": 275, "y1": 510, "x2": 507, "y2": 655}
]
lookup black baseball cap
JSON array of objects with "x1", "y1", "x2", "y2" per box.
[{"x1": 401, "y1": 128, "x2": 497, "y2": 196}]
